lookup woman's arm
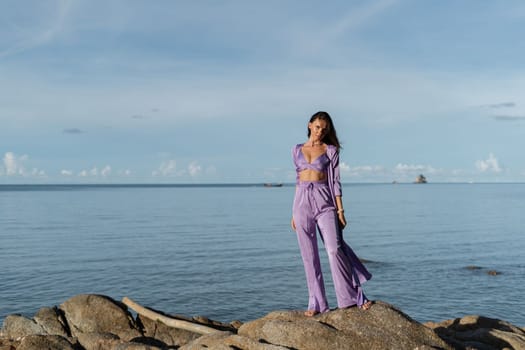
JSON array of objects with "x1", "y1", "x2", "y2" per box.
[
  {"x1": 330, "y1": 147, "x2": 346, "y2": 228},
  {"x1": 335, "y1": 195, "x2": 346, "y2": 229},
  {"x1": 291, "y1": 185, "x2": 297, "y2": 231}
]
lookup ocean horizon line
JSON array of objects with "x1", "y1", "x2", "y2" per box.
[{"x1": 1, "y1": 181, "x2": 525, "y2": 191}]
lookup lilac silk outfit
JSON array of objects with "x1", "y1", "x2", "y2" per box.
[{"x1": 292, "y1": 143, "x2": 372, "y2": 312}]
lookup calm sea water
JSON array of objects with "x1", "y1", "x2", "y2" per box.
[{"x1": 1, "y1": 183, "x2": 524, "y2": 327}]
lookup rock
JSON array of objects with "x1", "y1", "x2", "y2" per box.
[
  {"x1": 60, "y1": 294, "x2": 141, "y2": 341},
  {"x1": 415, "y1": 174, "x2": 427, "y2": 183},
  {"x1": 426, "y1": 315, "x2": 525, "y2": 350},
  {"x1": 178, "y1": 332, "x2": 233, "y2": 350},
  {"x1": 179, "y1": 331, "x2": 288, "y2": 350},
  {"x1": 0, "y1": 337, "x2": 19, "y2": 350},
  {"x1": 230, "y1": 320, "x2": 244, "y2": 329},
  {"x1": 113, "y1": 344, "x2": 164, "y2": 350},
  {"x1": 238, "y1": 302, "x2": 451, "y2": 350},
  {"x1": 75, "y1": 332, "x2": 121, "y2": 350},
  {"x1": 1, "y1": 315, "x2": 46, "y2": 339},
  {"x1": 138, "y1": 314, "x2": 201, "y2": 348},
  {"x1": 16, "y1": 334, "x2": 76, "y2": 350},
  {"x1": 3, "y1": 294, "x2": 525, "y2": 350},
  {"x1": 33, "y1": 307, "x2": 69, "y2": 337},
  {"x1": 137, "y1": 308, "x2": 238, "y2": 348},
  {"x1": 487, "y1": 270, "x2": 502, "y2": 276}
]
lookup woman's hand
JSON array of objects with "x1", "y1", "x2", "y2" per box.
[
  {"x1": 291, "y1": 217, "x2": 296, "y2": 231},
  {"x1": 338, "y1": 212, "x2": 347, "y2": 229}
]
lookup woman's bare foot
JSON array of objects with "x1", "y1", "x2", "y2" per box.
[
  {"x1": 359, "y1": 301, "x2": 373, "y2": 311},
  {"x1": 304, "y1": 310, "x2": 319, "y2": 317}
]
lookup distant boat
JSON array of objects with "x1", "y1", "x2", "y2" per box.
[
  {"x1": 263, "y1": 183, "x2": 283, "y2": 187},
  {"x1": 414, "y1": 174, "x2": 427, "y2": 184}
]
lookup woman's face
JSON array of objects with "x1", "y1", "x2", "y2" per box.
[{"x1": 308, "y1": 119, "x2": 328, "y2": 142}]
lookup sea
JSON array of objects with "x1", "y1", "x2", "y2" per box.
[{"x1": 1, "y1": 183, "x2": 524, "y2": 327}]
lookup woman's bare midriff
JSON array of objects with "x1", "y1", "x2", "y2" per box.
[{"x1": 298, "y1": 169, "x2": 327, "y2": 182}]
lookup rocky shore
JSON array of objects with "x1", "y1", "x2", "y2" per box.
[{"x1": 1, "y1": 294, "x2": 524, "y2": 350}]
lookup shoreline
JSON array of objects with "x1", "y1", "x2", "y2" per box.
[{"x1": 1, "y1": 294, "x2": 524, "y2": 349}]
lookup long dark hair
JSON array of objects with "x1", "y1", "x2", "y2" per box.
[{"x1": 308, "y1": 111, "x2": 341, "y2": 151}]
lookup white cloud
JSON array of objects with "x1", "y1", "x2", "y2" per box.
[
  {"x1": 206, "y1": 165, "x2": 217, "y2": 176},
  {"x1": 32, "y1": 168, "x2": 46, "y2": 177},
  {"x1": 340, "y1": 162, "x2": 386, "y2": 176},
  {"x1": 188, "y1": 161, "x2": 202, "y2": 177},
  {"x1": 2, "y1": 152, "x2": 45, "y2": 177},
  {"x1": 61, "y1": 169, "x2": 73, "y2": 176},
  {"x1": 3, "y1": 152, "x2": 22, "y2": 175},
  {"x1": 394, "y1": 163, "x2": 437, "y2": 174},
  {"x1": 476, "y1": 153, "x2": 502, "y2": 173},
  {"x1": 76, "y1": 165, "x2": 113, "y2": 177},
  {"x1": 152, "y1": 160, "x2": 177, "y2": 176},
  {"x1": 101, "y1": 165, "x2": 111, "y2": 177}
]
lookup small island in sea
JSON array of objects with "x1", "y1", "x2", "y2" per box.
[{"x1": 415, "y1": 174, "x2": 427, "y2": 183}]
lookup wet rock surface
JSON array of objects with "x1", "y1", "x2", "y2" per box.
[{"x1": 1, "y1": 294, "x2": 524, "y2": 349}]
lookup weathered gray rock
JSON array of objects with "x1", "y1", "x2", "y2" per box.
[
  {"x1": 426, "y1": 315, "x2": 525, "y2": 350},
  {"x1": 238, "y1": 302, "x2": 452, "y2": 350},
  {"x1": 316, "y1": 301, "x2": 451, "y2": 349},
  {"x1": 179, "y1": 331, "x2": 289, "y2": 350},
  {"x1": 33, "y1": 307, "x2": 69, "y2": 338},
  {"x1": 177, "y1": 332, "x2": 231, "y2": 350},
  {"x1": 1, "y1": 315, "x2": 46, "y2": 340},
  {"x1": 75, "y1": 331, "x2": 121, "y2": 350},
  {"x1": 138, "y1": 314, "x2": 201, "y2": 347},
  {"x1": 0, "y1": 337, "x2": 20, "y2": 349},
  {"x1": 112, "y1": 343, "x2": 164, "y2": 350},
  {"x1": 239, "y1": 316, "x2": 356, "y2": 350},
  {"x1": 16, "y1": 334, "x2": 75, "y2": 350},
  {"x1": 60, "y1": 294, "x2": 141, "y2": 341}
]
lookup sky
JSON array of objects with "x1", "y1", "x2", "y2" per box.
[{"x1": 1, "y1": 0, "x2": 524, "y2": 183}]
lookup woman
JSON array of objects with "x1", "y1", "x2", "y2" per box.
[{"x1": 291, "y1": 111, "x2": 372, "y2": 316}]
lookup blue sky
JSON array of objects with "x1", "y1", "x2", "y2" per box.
[{"x1": 1, "y1": 0, "x2": 524, "y2": 183}]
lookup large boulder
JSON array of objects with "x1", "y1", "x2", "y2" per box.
[
  {"x1": 60, "y1": 294, "x2": 141, "y2": 341},
  {"x1": 426, "y1": 315, "x2": 525, "y2": 349},
  {"x1": 138, "y1": 314, "x2": 201, "y2": 347},
  {"x1": 0, "y1": 337, "x2": 20, "y2": 349},
  {"x1": 1, "y1": 315, "x2": 46, "y2": 339},
  {"x1": 179, "y1": 331, "x2": 289, "y2": 350},
  {"x1": 16, "y1": 334, "x2": 76, "y2": 350},
  {"x1": 238, "y1": 302, "x2": 452, "y2": 350},
  {"x1": 33, "y1": 307, "x2": 69, "y2": 338}
]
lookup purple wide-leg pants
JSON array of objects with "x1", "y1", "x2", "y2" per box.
[{"x1": 292, "y1": 181, "x2": 372, "y2": 313}]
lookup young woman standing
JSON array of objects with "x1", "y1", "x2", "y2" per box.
[{"x1": 291, "y1": 111, "x2": 372, "y2": 316}]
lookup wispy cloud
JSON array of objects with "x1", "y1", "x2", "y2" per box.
[
  {"x1": 0, "y1": 0, "x2": 72, "y2": 58},
  {"x1": 394, "y1": 163, "x2": 438, "y2": 174},
  {"x1": 486, "y1": 102, "x2": 516, "y2": 109},
  {"x1": 492, "y1": 115, "x2": 525, "y2": 121},
  {"x1": 152, "y1": 160, "x2": 177, "y2": 177},
  {"x1": 330, "y1": 0, "x2": 398, "y2": 36},
  {"x1": 188, "y1": 161, "x2": 201, "y2": 177},
  {"x1": 63, "y1": 128, "x2": 84, "y2": 134},
  {"x1": 77, "y1": 165, "x2": 112, "y2": 177},
  {"x1": 131, "y1": 114, "x2": 149, "y2": 120},
  {"x1": 340, "y1": 162, "x2": 386, "y2": 176},
  {"x1": 476, "y1": 153, "x2": 502, "y2": 173}
]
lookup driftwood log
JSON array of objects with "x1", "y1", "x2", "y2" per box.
[{"x1": 122, "y1": 297, "x2": 222, "y2": 335}]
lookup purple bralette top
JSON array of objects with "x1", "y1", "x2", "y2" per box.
[
  {"x1": 292, "y1": 143, "x2": 342, "y2": 198},
  {"x1": 293, "y1": 145, "x2": 330, "y2": 173}
]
